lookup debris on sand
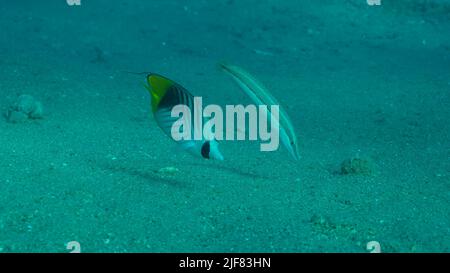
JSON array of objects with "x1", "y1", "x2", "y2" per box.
[
  {"x1": 156, "y1": 166, "x2": 179, "y2": 177},
  {"x1": 340, "y1": 157, "x2": 375, "y2": 175},
  {"x1": 5, "y1": 94, "x2": 43, "y2": 123}
]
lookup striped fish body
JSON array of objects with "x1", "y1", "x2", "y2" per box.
[
  {"x1": 145, "y1": 74, "x2": 224, "y2": 160},
  {"x1": 219, "y1": 63, "x2": 300, "y2": 161}
]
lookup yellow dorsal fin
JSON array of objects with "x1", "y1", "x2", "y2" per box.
[{"x1": 146, "y1": 74, "x2": 174, "y2": 112}]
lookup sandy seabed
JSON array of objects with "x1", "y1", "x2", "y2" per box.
[{"x1": 0, "y1": 0, "x2": 448, "y2": 252}]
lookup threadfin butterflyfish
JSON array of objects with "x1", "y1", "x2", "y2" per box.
[
  {"x1": 145, "y1": 73, "x2": 224, "y2": 160},
  {"x1": 219, "y1": 63, "x2": 300, "y2": 160}
]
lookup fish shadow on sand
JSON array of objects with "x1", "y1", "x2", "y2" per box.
[
  {"x1": 184, "y1": 162, "x2": 274, "y2": 181},
  {"x1": 93, "y1": 158, "x2": 273, "y2": 186},
  {"x1": 95, "y1": 160, "x2": 188, "y2": 188}
]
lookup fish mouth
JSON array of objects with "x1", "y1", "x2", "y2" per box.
[
  {"x1": 209, "y1": 145, "x2": 224, "y2": 161},
  {"x1": 211, "y1": 151, "x2": 224, "y2": 161}
]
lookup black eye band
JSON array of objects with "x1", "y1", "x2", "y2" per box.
[{"x1": 201, "y1": 141, "x2": 210, "y2": 159}]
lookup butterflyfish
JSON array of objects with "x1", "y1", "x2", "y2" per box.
[{"x1": 144, "y1": 73, "x2": 224, "y2": 160}]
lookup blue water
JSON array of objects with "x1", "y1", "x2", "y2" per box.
[{"x1": 0, "y1": 0, "x2": 448, "y2": 252}]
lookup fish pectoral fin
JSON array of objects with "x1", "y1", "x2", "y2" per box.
[
  {"x1": 168, "y1": 141, "x2": 196, "y2": 156},
  {"x1": 179, "y1": 141, "x2": 196, "y2": 150}
]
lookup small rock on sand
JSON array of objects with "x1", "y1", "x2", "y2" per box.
[
  {"x1": 5, "y1": 94, "x2": 44, "y2": 123},
  {"x1": 340, "y1": 157, "x2": 375, "y2": 175}
]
